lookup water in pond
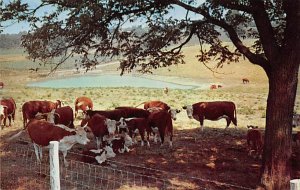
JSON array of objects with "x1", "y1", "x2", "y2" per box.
[{"x1": 28, "y1": 75, "x2": 201, "y2": 89}]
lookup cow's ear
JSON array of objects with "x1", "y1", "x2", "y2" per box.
[{"x1": 182, "y1": 106, "x2": 187, "y2": 110}]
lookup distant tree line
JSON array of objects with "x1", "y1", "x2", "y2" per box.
[{"x1": 0, "y1": 32, "x2": 26, "y2": 49}]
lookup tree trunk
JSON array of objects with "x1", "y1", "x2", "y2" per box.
[{"x1": 261, "y1": 56, "x2": 299, "y2": 189}]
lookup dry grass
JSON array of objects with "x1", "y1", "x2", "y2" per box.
[{"x1": 0, "y1": 44, "x2": 300, "y2": 189}]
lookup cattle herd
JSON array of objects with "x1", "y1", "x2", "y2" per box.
[{"x1": 1, "y1": 96, "x2": 300, "y2": 166}]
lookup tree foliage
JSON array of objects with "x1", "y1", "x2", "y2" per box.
[{"x1": 1, "y1": 0, "x2": 286, "y2": 74}]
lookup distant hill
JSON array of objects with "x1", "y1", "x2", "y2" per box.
[{"x1": 0, "y1": 32, "x2": 27, "y2": 49}]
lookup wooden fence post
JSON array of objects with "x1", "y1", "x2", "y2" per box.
[
  {"x1": 290, "y1": 179, "x2": 300, "y2": 190},
  {"x1": 50, "y1": 141, "x2": 60, "y2": 190}
]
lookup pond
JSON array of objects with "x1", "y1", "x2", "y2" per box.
[{"x1": 27, "y1": 74, "x2": 204, "y2": 89}]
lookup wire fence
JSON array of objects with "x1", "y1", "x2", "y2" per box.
[{"x1": 13, "y1": 141, "x2": 254, "y2": 190}]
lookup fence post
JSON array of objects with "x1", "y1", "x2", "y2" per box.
[
  {"x1": 50, "y1": 141, "x2": 60, "y2": 190},
  {"x1": 290, "y1": 179, "x2": 300, "y2": 190}
]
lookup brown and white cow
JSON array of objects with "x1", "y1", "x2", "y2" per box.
[
  {"x1": 86, "y1": 107, "x2": 150, "y2": 121},
  {"x1": 119, "y1": 117, "x2": 151, "y2": 147},
  {"x1": 0, "y1": 105, "x2": 6, "y2": 128},
  {"x1": 183, "y1": 101, "x2": 237, "y2": 131},
  {"x1": 0, "y1": 97, "x2": 17, "y2": 127},
  {"x1": 148, "y1": 110, "x2": 173, "y2": 148},
  {"x1": 75, "y1": 96, "x2": 93, "y2": 117},
  {"x1": 246, "y1": 126, "x2": 263, "y2": 158},
  {"x1": 0, "y1": 82, "x2": 4, "y2": 89},
  {"x1": 242, "y1": 78, "x2": 250, "y2": 84},
  {"x1": 9, "y1": 119, "x2": 89, "y2": 166},
  {"x1": 22, "y1": 100, "x2": 62, "y2": 128},
  {"x1": 136, "y1": 101, "x2": 180, "y2": 121},
  {"x1": 82, "y1": 113, "x2": 118, "y2": 149},
  {"x1": 39, "y1": 106, "x2": 75, "y2": 128}
]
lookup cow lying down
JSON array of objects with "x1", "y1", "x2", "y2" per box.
[{"x1": 82, "y1": 135, "x2": 133, "y2": 164}]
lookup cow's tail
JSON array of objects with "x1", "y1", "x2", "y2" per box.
[
  {"x1": 134, "y1": 102, "x2": 146, "y2": 108},
  {"x1": 7, "y1": 129, "x2": 25, "y2": 142},
  {"x1": 233, "y1": 103, "x2": 237, "y2": 126}
]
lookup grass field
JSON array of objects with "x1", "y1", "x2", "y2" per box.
[{"x1": 1, "y1": 44, "x2": 300, "y2": 189}]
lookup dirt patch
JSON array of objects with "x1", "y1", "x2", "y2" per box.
[{"x1": 1, "y1": 124, "x2": 299, "y2": 190}]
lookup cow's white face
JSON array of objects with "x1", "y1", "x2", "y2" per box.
[
  {"x1": 105, "y1": 145, "x2": 116, "y2": 158},
  {"x1": 117, "y1": 117, "x2": 128, "y2": 132},
  {"x1": 75, "y1": 127, "x2": 90, "y2": 145},
  {"x1": 168, "y1": 109, "x2": 181, "y2": 120},
  {"x1": 105, "y1": 119, "x2": 117, "y2": 135},
  {"x1": 0, "y1": 105, "x2": 5, "y2": 117},
  {"x1": 185, "y1": 105, "x2": 193, "y2": 119}
]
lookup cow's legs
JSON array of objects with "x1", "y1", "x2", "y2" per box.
[
  {"x1": 8, "y1": 115, "x2": 12, "y2": 127},
  {"x1": 169, "y1": 134, "x2": 173, "y2": 148},
  {"x1": 200, "y1": 119, "x2": 204, "y2": 132},
  {"x1": 62, "y1": 151, "x2": 69, "y2": 167},
  {"x1": 33, "y1": 144, "x2": 41, "y2": 163},
  {"x1": 95, "y1": 137, "x2": 102, "y2": 149},
  {"x1": 225, "y1": 117, "x2": 231, "y2": 129},
  {"x1": 159, "y1": 130, "x2": 165, "y2": 146}
]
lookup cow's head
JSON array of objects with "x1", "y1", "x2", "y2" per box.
[
  {"x1": 105, "y1": 119, "x2": 117, "y2": 135},
  {"x1": 168, "y1": 108, "x2": 181, "y2": 121},
  {"x1": 74, "y1": 126, "x2": 90, "y2": 145},
  {"x1": 182, "y1": 105, "x2": 193, "y2": 119},
  {"x1": 117, "y1": 117, "x2": 128, "y2": 133}
]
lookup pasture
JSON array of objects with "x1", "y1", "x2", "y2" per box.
[{"x1": 0, "y1": 45, "x2": 300, "y2": 189}]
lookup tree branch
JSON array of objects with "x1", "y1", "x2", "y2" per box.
[{"x1": 249, "y1": 0, "x2": 280, "y2": 62}]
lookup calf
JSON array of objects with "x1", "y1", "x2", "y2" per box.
[
  {"x1": 148, "y1": 110, "x2": 173, "y2": 148},
  {"x1": 246, "y1": 126, "x2": 263, "y2": 158},
  {"x1": 84, "y1": 114, "x2": 118, "y2": 149},
  {"x1": 119, "y1": 117, "x2": 151, "y2": 147},
  {"x1": 75, "y1": 96, "x2": 93, "y2": 117},
  {"x1": 0, "y1": 97, "x2": 17, "y2": 127},
  {"x1": 82, "y1": 146, "x2": 116, "y2": 164}
]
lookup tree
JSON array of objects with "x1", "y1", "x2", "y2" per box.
[{"x1": 1, "y1": 0, "x2": 299, "y2": 189}]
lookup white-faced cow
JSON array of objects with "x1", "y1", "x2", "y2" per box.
[
  {"x1": 9, "y1": 119, "x2": 89, "y2": 166},
  {"x1": 82, "y1": 114, "x2": 118, "y2": 149},
  {"x1": 183, "y1": 101, "x2": 237, "y2": 131},
  {"x1": 75, "y1": 96, "x2": 93, "y2": 117},
  {"x1": 22, "y1": 100, "x2": 62, "y2": 128},
  {"x1": 0, "y1": 97, "x2": 17, "y2": 128}
]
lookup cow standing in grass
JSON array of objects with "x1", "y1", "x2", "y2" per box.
[{"x1": 183, "y1": 101, "x2": 237, "y2": 131}]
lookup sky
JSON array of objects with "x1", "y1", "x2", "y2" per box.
[{"x1": 1, "y1": 1, "x2": 200, "y2": 34}]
